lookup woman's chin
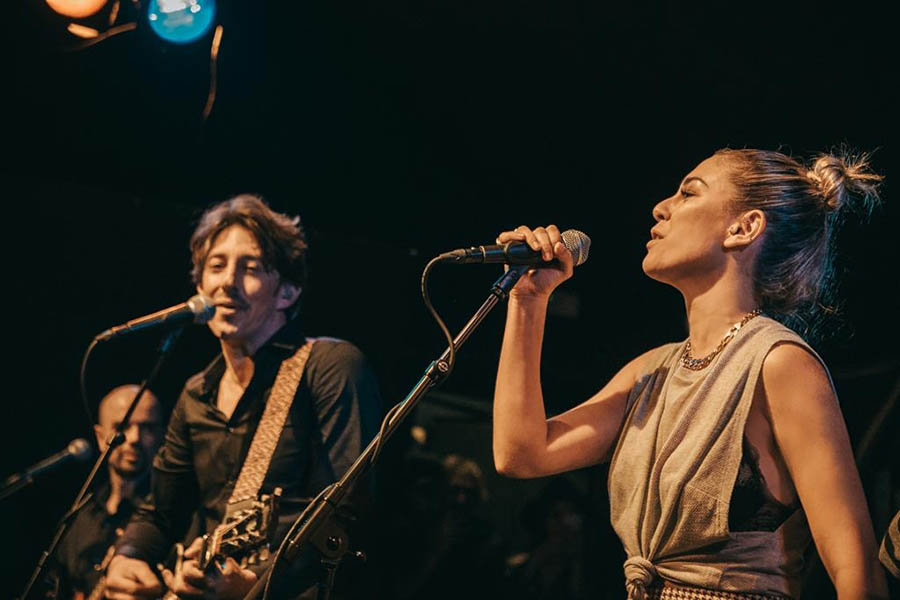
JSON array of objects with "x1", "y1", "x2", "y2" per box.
[
  {"x1": 641, "y1": 255, "x2": 660, "y2": 278},
  {"x1": 641, "y1": 257, "x2": 674, "y2": 285}
]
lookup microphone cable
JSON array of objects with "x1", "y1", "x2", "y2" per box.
[
  {"x1": 369, "y1": 255, "x2": 456, "y2": 464},
  {"x1": 79, "y1": 337, "x2": 100, "y2": 430}
]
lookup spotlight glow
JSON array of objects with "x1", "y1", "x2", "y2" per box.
[
  {"x1": 46, "y1": 0, "x2": 108, "y2": 18},
  {"x1": 147, "y1": 0, "x2": 215, "y2": 44}
]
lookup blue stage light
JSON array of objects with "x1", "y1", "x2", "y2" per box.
[{"x1": 147, "y1": 0, "x2": 215, "y2": 44}]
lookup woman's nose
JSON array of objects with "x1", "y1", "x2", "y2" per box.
[{"x1": 652, "y1": 195, "x2": 673, "y2": 222}]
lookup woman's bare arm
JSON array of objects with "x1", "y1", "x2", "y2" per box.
[
  {"x1": 762, "y1": 343, "x2": 888, "y2": 599},
  {"x1": 492, "y1": 292, "x2": 652, "y2": 478},
  {"x1": 491, "y1": 223, "x2": 650, "y2": 479}
]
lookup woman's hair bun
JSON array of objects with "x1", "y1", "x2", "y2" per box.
[{"x1": 808, "y1": 150, "x2": 882, "y2": 216}]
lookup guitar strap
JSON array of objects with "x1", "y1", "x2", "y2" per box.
[{"x1": 227, "y1": 338, "x2": 316, "y2": 506}]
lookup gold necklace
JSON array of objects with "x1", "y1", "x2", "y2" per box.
[{"x1": 680, "y1": 309, "x2": 763, "y2": 371}]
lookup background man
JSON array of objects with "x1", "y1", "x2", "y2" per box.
[{"x1": 50, "y1": 385, "x2": 164, "y2": 598}]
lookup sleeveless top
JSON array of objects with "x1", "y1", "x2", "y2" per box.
[{"x1": 608, "y1": 317, "x2": 833, "y2": 599}]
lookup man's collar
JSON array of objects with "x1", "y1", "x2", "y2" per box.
[
  {"x1": 258, "y1": 316, "x2": 306, "y2": 355},
  {"x1": 93, "y1": 474, "x2": 150, "y2": 512},
  {"x1": 188, "y1": 317, "x2": 306, "y2": 399}
]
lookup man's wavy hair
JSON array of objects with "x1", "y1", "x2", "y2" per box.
[{"x1": 190, "y1": 194, "x2": 308, "y2": 317}]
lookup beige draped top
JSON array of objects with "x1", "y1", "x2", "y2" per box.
[{"x1": 608, "y1": 317, "x2": 828, "y2": 599}]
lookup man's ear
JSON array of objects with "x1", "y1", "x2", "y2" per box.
[
  {"x1": 94, "y1": 424, "x2": 106, "y2": 452},
  {"x1": 276, "y1": 282, "x2": 302, "y2": 310},
  {"x1": 724, "y1": 209, "x2": 766, "y2": 250}
]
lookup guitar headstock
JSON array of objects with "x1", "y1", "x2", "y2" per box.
[{"x1": 198, "y1": 487, "x2": 281, "y2": 571}]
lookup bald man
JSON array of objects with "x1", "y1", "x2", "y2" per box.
[{"x1": 50, "y1": 385, "x2": 164, "y2": 599}]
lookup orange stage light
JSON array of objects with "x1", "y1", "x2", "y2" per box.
[{"x1": 46, "y1": 0, "x2": 108, "y2": 19}]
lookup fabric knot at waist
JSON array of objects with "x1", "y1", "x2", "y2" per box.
[{"x1": 624, "y1": 555, "x2": 657, "y2": 600}]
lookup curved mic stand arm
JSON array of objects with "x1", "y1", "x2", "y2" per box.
[
  {"x1": 244, "y1": 264, "x2": 530, "y2": 600},
  {"x1": 18, "y1": 327, "x2": 185, "y2": 600}
]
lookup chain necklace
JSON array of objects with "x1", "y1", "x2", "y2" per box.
[{"x1": 680, "y1": 309, "x2": 763, "y2": 371}]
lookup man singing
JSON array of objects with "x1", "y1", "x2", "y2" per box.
[{"x1": 105, "y1": 195, "x2": 381, "y2": 599}]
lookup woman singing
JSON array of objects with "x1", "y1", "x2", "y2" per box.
[{"x1": 491, "y1": 148, "x2": 888, "y2": 599}]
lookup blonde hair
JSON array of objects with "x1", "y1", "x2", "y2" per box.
[{"x1": 716, "y1": 147, "x2": 882, "y2": 341}]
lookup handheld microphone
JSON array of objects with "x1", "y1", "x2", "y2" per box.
[
  {"x1": 1, "y1": 438, "x2": 92, "y2": 492},
  {"x1": 439, "y1": 229, "x2": 591, "y2": 267},
  {"x1": 95, "y1": 294, "x2": 216, "y2": 342}
]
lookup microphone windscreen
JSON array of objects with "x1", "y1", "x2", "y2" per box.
[
  {"x1": 188, "y1": 294, "x2": 216, "y2": 324},
  {"x1": 561, "y1": 229, "x2": 591, "y2": 266},
  {"x1": 67, "y1": 438, "x2": 93, "y2": 462}
]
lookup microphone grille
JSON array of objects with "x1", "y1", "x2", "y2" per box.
[
  {"x1": 68, "y1": 438, "x2": 93, "y2": 462},
  {"x1": 561, "y1": 229, "x2": 591, "y2": 266},
  {"x1": 188, "y1": 294, "x2": 216, "y2": 324}
]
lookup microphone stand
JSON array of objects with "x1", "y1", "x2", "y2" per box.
[
  {"x1": 18, "y1": 328, "x2": 185, "y2": 600},
  {"x1": 244, "y1": 265, "x2": 530, "y2": 600},
  {"x1": 0, "y1": 463, "x2": 71, "y2": 502}
]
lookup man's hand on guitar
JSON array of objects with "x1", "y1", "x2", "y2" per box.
[
  {"x1": 103, "y1": 554, "x2": 165, "y2": 599},
  {"x1": 160, "y1": 537, "x2": 257, "y2": 600}
]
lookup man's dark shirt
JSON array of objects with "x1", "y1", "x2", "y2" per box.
[
  {"x1": 116, "y1": 318, "x2": 380, "y2": 593},
  {"x1": 51, "y1": 480, "x2": 145, "y2": 597}
]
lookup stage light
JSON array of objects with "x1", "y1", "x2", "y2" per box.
[
  {"x1": 147, "y1": 0, "x2": 215, "y2": 44},
  {"x1": 46, "y1": 0, "x2": 108, "y2": 18}
]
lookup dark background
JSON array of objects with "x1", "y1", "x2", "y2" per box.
[{"x1": 4, "y1": 0, "x2": 898, "y2": 597}]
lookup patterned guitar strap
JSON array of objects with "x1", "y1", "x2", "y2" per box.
[{"x1": 227, "y1": 338, "x2": 316, "y2": 506}]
